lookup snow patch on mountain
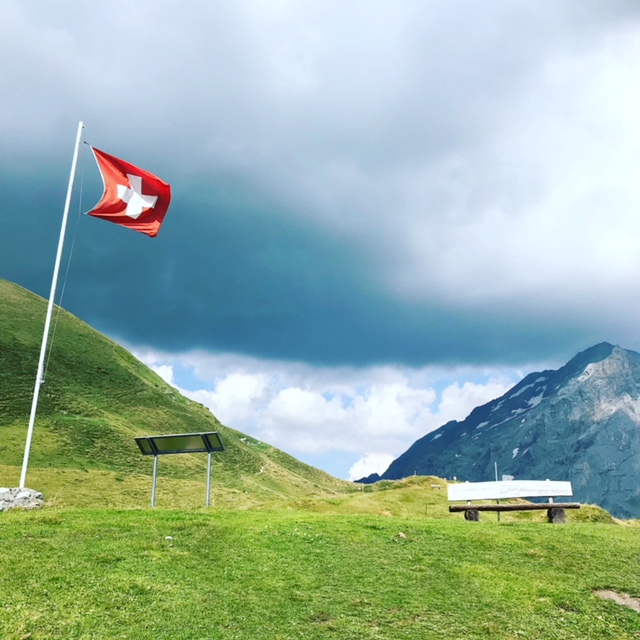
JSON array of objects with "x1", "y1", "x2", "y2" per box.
[
  {"x1": 527, "y1": 392, "x2": 544, "y2": 408},
  {"x1": 511, "y1": 383, "x2": 534, "y2": 398}
]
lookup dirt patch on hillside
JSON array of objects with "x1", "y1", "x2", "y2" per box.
[{"x1": 594, "y1": 590, "x2": 640, "y2": 612}]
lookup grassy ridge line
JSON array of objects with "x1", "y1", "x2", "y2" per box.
[
  {"x1": 1, "y1": 508, "x2": 640, "y2": 639},
  {"x1": 0, "y1": 279, "x2": 350, "y2": 498},
  {"x1": 0, "y1": 464, "x2": 622, "y2": 523}
]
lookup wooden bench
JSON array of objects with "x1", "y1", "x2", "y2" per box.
[{"x1": 448, "y1": 480, "x2": 581, "y2": 523}]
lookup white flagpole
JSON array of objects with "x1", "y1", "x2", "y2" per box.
[{"x1": 20, "y1": 121, "x2": 85, "y2": 488}]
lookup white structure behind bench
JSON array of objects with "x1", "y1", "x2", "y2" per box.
[{"x1": 448, "y1": 480, "x2": 581, "y2": 523}]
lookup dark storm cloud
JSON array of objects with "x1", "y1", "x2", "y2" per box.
[
  {"x1": 2, "y1": 160, "x2": 595, "y2": 367},
  {"x1": 2, "y1": 0, "x2": 640, "y2": 369}
]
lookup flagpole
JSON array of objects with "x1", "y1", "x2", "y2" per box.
[{"x1": 20, "y1": 121, "x2": 85, "y2": 489}]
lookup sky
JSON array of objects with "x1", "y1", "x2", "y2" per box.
[{"x1": 3, "y1": 0, "x2": 640, "y2": 479}]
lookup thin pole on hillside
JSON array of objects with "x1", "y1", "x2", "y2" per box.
[
  {"x1": 495, "y1": 461, "x2": 500, "y2": 522},
  {"x1": 206, "y1": 452, "x2": 213, "y2": 507},
  {"x1": 20, "y1": 121, "x2": 85, "y2": 489}
]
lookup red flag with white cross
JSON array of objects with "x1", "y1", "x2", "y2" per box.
[{"x1": 87, "y1": 147, "x2": 172, "y2": 238}]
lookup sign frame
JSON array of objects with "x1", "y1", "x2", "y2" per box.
[{"x1": 134, "y1": 432, "x2": 225, "y2": 507}]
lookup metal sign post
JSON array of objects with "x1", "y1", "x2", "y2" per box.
[
  {"x1": 206, "y1": 452, "x2": 213, "y2": 507},
  {"x1": 494, "y1": 462, "x2": 500, "y2": 522},
  {"x1": 151, "y1": 455, "x2": 159, "y2": 508}
]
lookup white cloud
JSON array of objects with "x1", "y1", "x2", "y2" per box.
[
  {"x1": 132, "y1": 346, "x2": 520, "y2": 477},
  {"x1": 379, "y1": 22, "x2": 640, "y2": 318},
  {"x1": 438, "y1": 381, "x2": 516, "y2": 425},
  {"x1": 348, "y1": 453, "x2": 395, "y2": 481},
  {"x1": 151, "y1": 364, "x2": 175, "y2": 386}
]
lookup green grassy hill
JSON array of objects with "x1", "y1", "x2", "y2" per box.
[
  {"x1": 3, "y1": 280, "x2": 640, "y2": 639},
  {"x1": 0, "y1": 279, "x2": 351, "y2": 506}
]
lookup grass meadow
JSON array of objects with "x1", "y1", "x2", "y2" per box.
[{"x1": 1, "y1": 505, "x2": 640, "y2": 639}]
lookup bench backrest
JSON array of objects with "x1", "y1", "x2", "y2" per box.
[{"x1": 448, "y1": 480, "x2": 573, "y2": 502}]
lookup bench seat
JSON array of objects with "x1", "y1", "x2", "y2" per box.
[{"x1": 449, "y1": 502, "x2": 581, "y2": 513}]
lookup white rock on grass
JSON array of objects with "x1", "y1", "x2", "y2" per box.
[{"x1": 0, "y1": 488, "x2": 45, "y2": 512}]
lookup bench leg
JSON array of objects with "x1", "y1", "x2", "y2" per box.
[
  {"x1": 464, "y1": 509, "x2": 480, "y2": 521},
  {"x1": 547, "y1": 507, "x2": 566, "y2": 524}
]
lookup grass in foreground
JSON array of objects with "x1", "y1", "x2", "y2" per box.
[{"x1": 1, "y1": 508, "x2": 639, "y2": 639}]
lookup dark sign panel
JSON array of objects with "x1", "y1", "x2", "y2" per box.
[{"x1": 135, "y1": 432, "x2": 225, "y2": 456}]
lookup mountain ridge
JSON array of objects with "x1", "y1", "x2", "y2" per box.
[{"x1": 375, "y1": 342, "x2": 640, "y2": 518}]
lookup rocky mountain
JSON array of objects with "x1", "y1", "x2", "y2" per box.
[{"x1": 373, "y1": 343, "x2": 640, "y2": 519}]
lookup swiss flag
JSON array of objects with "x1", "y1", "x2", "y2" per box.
[{"x1": 87, "y1": 147, "x2": 172, "y2": 238}]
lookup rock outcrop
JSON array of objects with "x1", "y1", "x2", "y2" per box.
[{"x1": 0, "y1": 488, "x2": 45, "y2": 512}]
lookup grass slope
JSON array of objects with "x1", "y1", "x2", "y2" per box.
[
  {"x1": 1, "y1": 508, "x2": 640, "y2": 639},
  {"x1": 0, "y1": 279, "x2": 350, "y2": 505},
  {"x1": 2, "y1": 281, "x2": 639, "y2": 638}
]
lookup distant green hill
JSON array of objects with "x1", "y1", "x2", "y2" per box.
[{"x1": 0, "y1": 279, "x2": 351, "y2": 507}]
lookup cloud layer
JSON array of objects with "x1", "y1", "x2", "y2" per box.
[
  {"x1": 3, "y1": 1, "x2": 640, "y2": 477},
  {"x1": 132, "y1": 347, "x2": 518, "y2": 478},
  {"x1": 3, "y1": 1, "x2": 640, "y2": 370}
]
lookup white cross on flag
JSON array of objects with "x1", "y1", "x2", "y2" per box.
[{"x1": 87, "y1": 147, "x2": 172, "y2": 237}]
